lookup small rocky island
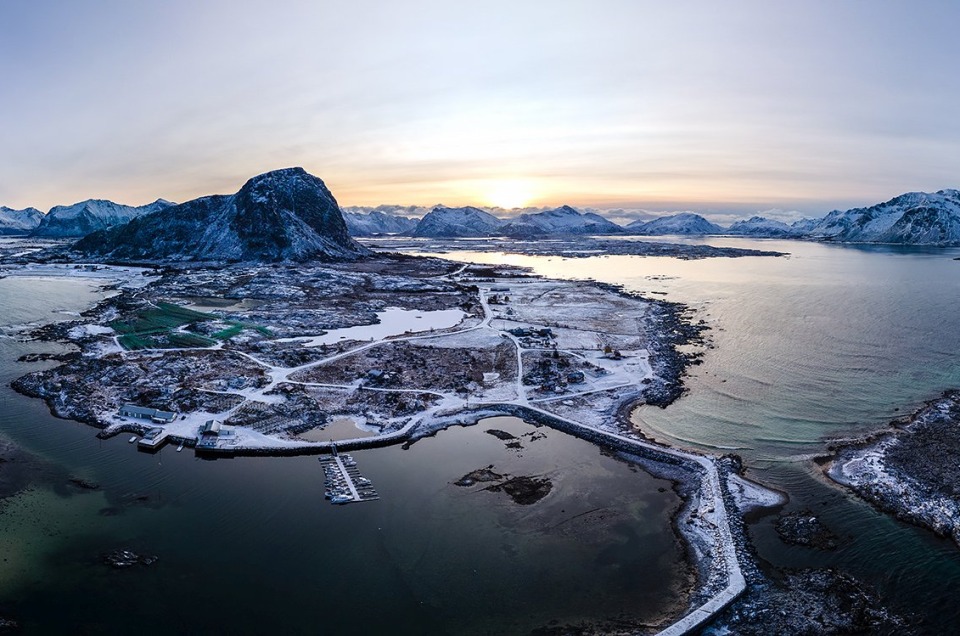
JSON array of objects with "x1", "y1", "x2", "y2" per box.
[{"x1": 826, "y1": 390, "x2": 960, "y2": 545}]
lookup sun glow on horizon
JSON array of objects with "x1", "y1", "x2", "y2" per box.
[{"x1": 483, "y1": 179, "x2": 537, "y2": 209}]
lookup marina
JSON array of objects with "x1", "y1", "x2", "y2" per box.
[{"x1": 319, "y1": 447, "x2": 379, "y2": 505}]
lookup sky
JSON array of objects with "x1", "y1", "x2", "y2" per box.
[{"x1": 2, "y1": 1, "x2": 960, "y2": 221}]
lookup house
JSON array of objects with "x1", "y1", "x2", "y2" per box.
[
  {"x1": 201, "y1": 420, "x2": 222, "y2": 436},
  {"x1": 118, "y1": 404, "x2": 176, "y2": 424}
]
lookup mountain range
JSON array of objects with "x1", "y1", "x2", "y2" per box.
[
  {"x1": 806, "y1": 189, "x2": 960, "y2": 244},
  {"x1": 6, "y1": 180, "x2": 960, "y2": 247},
  {"x1": 33, "y1": 199, "x2": 175, "y2": 238},
  {"x1": 342, "y1": 209, "x2": 419, "y2": 236}
]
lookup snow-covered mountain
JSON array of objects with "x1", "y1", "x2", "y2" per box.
[
  {"x1": 625, "y1": 213, "x2": 723, "y2": 235},
  {"x1": 0, "y1": 206, "x2": 44, "y2": 235},
  {"x1": 32, "y1": 198, "x2": 174, "y2": 238},
  {"x1": 412, "y1": 206, "x2": 505, "y2": 237},
  {"x1": 726, "y1": 216, "x2": 801, "y2": 238},
  {"x1": 342, "y1": 204, "x2": 433, "y2": 219},
  {"x1": 73, "y1": 168, "x2": 367, "y2": 262},
  {"x1": 501, "y1": 205, "x2": 623, "y2": 236},
  {"x1": 807, "y1": 190, "x2": 960, "y2": 245},
  {"x1": 343, "y1": 210, "x2": 419, "y2": 236}
]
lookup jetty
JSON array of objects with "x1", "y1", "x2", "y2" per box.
[
  {"x1": 319, "y1": 447, "x2": 379, "y2": 505},
  {"x1": 137, "y1": 427, "x2": 170, "y2": 452}
]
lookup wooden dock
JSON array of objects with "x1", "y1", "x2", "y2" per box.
[
  {"x1": 319, "y1": 452, "x2": 379, "y2": 505},
  {"x1": 137, "y1": 428, "x2": 170, "y2": 453}
]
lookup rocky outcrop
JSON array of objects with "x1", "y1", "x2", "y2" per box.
[{"x1": 826, "y1": 390, "x2": 960, "y2": 546}]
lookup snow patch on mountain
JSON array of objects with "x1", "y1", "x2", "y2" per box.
[
  {"x1": 412, "y1": 206, "x2": 505, "y2": 237},
  {"x1": 0, "y1": 206, "x2": 44, "y2": 235},
  {"x1": 625, "y1": 213, "x2": 723, "y2": 235},
  {"x1": 726, "y1": 216, "x2": 800, "y2": 238},
  {"x1": 808, "y1": 189, "x2": 960, "y2": 245},
  {"x1": 32, "y1": 199, "x2": 174, "y2": 238},
  {"x1": 343, "y1": 210, "x2": 419, "y2": 236},
  {"x1": 501, "y1": 205, "x2": 623, "y2": 236}
]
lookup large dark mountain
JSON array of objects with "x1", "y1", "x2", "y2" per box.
[
  {"x1": 74, "y1": 168, "x2": 367, "y2": 262},
  {"x1": 33, "y1": 199, "x2": 173, "y2": 237}
]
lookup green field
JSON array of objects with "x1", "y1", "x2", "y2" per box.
[
  {"x1": 212, "y1": 323, "x2": 273, "y2": 340},
  {"x1": 111, "y1": 302, "x2": 270, "y2": 350},
  {"x1": 110, "y1": 302, "x2": 216, "y2": 335}
]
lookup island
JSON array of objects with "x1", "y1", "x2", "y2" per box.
[
  {"x1": 1, "y1": 168, "x2": 806, "y2": 634},
  {"x1": 825, "y1": 391, "x2": 960, "y2": 546}
]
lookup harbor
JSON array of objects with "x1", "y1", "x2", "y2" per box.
[{"x1": 319, "y1": 447, "x2": 379, "y2": 505}]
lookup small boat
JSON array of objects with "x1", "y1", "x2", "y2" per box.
[
  {"x1": 128, "y1": 435, "x2": 138, "y2": 443},
  {"x1": 176, "y1": 441, "x2": 185, "y2": 452}
]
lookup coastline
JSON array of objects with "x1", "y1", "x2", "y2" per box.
[
  {"x1": 823, "y1": 390, "x2": 960, "y2": 546},
  {"x1": 3, "y1": 253, "x2": 779, "y2": 634}
]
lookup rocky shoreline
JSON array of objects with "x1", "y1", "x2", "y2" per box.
[{"x1": 824, "y1": 390, "x2": 960, "y2": 546}]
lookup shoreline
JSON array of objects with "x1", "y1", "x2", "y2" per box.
[{"x1": 823, "y1": 390, "x2": 960, "y2": 546}]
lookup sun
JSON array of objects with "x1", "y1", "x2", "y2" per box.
[{"x1": 484, "y1": 179, "x2": 535, "y2": 209}]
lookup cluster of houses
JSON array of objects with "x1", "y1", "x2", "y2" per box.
[{"x1": 118, "y1": 403, "x2": 233, "y2": 452}]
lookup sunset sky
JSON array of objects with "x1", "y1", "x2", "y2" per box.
[{"x1": 3, "y1": 1, "x2": 959, "y2": 220}]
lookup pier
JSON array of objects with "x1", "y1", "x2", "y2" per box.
[
  {"x1": 319, "y1": 448, "x2": 379, "y2": 505},
  {"x1": 137, "y1": 427, "x2": 170, "y2": 452}
]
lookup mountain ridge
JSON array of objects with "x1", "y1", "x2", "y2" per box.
[{"x1": 32, "y1": 198, "x2": 174, "y2": 238}]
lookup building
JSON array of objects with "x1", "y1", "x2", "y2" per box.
[
  {"x1": 201, "y1": 420, "x2": 222, "y2": 436},
  {"x1": 119, "y1": 404, "x2": 176, "y2": 424}
]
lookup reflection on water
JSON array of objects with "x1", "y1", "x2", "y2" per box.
[{"x1": 294, "y1": 416, "x2": 376, "y2": 441}]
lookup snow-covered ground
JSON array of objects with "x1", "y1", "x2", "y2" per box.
[
  {"x1": 728, "y1": 473, "x2": 788, "y2": 513},
  {"x1": 1, "y1": 263, "x2": 157, "y2": 289}
]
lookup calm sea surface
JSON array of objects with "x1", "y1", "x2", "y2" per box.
[
  {"x1": 436, "y1": 237, "x2": 960, "y2": 630},
  {"x1": 0, "y1": 276, "x2": 687, "y2": 633},
  {"x1": 4, "y1": 238, "x2": 960, "y2": 631}
]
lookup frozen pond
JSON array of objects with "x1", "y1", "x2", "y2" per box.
[{"x1": 277, "y1": 306, "x2": 465, "y2": 347}]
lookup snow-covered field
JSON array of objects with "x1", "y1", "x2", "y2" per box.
[{"x1": 1, "y1": 263, "x2": 157, "y2": 289}]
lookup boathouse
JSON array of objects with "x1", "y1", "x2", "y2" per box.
[{"x1": 119, "y1": 404, "x2": 176, "y2": 424}]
